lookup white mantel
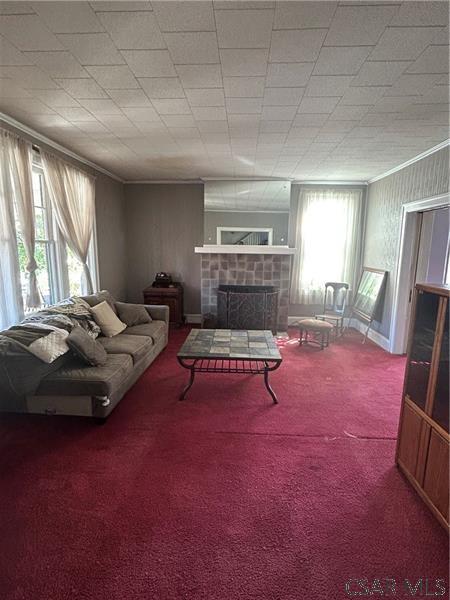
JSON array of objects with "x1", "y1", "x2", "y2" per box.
[{"x1": 195, "y1": 245, "x2": 296, "y2": 254}]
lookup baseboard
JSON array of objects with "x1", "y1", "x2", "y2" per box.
[
  {"x1": 288, "y1": 315, "x2": 391, "y2": 352},
  {"x1": 185, "y1": 314, "x2": 202, "y2": 324}
]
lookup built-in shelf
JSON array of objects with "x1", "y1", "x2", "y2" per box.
[{"x1": 195, "y1": 245, "x2": 296, "y2": 255}]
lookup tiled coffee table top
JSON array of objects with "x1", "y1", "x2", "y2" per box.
[{"x1": 177, "y1": 329, "x2": 282, "y2": 360}]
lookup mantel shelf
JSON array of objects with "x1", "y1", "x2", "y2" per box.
[{"x1": 195, "y1": 245, "x2": 296, "y2": 255}]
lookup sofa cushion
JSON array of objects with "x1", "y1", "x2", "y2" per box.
[
  {"x1": 81, "y1": 290, "x2": 118, "y2": 314},
  {"x1": 98, "y1": 333, "x2": 153, "y2": 364},
  {"x1": 124, "y1": 320, "x2": 167, "y2": 343},
  {"x1": 37, "y1": 354, "x2": 133, "y2": 398},
  {"x1": 115, "y1": 302, "x2": 152, "y2": 326}
]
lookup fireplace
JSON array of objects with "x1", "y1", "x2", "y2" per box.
[{"x1": 217, "y1": 285, "x2": 279, "y2": 333}]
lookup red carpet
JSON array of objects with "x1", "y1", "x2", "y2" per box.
[{"x1": 0, "y1": 328, "x2": 448, "y2": 600}]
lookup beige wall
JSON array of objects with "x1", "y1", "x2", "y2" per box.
[
  {"x1": 124, "y1": 183, "x2": 204, "y2": 314},
  {"x1": 95, "y1": 174, "x2": 127, "y2": 300},
  {"x1": 363, "y1": 146, "x2": 449, "y2": 339}
]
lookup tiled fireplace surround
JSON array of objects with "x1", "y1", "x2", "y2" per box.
[{"x1": 200, "y1": 253, "x2": 292, "y2": 331}]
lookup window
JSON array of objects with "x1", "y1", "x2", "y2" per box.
[
  {"x1": 290, "y1": 188, "x2": 363, "y2": 305},
  {"x1": 14, "y1": 155, "x2": 97, "y2": 312}
]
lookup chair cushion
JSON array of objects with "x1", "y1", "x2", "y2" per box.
[
  {"x1": 298, "y1": 318, "x2": 334, "y2": 331},
  {"x1": 37, "y1": 354, "x2": 133, "y2": 398},
  {"x1": 124, "y1": 320, "x2": 167, "y2": 343},
  {"x1": 98, "y1": 333, "x2": 153, "y2": 363}
]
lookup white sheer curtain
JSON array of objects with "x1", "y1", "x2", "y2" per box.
[
  {"x1": 5, "y1": 133, "x2": 42, "y2": 308},
  {"x1": 41, "y1": 151, "x2": 96, "y2": 294},
  {"x1": 290, "y1": 187, "x2": 363, "y2": 305},
  {"x1": 0, "y1": 131, "x2": 24, "y2": 329}
]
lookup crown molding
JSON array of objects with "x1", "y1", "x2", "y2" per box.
[
  {"x1": 293, "y1": 180, "x2": 367, "y2": 186},
  {"x1": 125, "y1": 179, "x2": 202, "y2": 184},
  {"x1": 368, "y1": 139, "x2": 450, "y2": 184},
  {"x1": 0, "y1": 112, "x2": 124, "y2": 183}
]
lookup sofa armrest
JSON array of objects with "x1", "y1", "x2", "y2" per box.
[{"x1": 144, "y1": 304, "x2": 170, "y2": 324}]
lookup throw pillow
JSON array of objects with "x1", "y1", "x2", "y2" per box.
[
  {"x1": 90, "y1": 301, "x2": 126, "y2": 337},
  {"x1": 115, "y1": 302, "x2": 152, "y2": 327},
  {"x1": 81, "y1": 290, "x2": 118, "y2": 314},
  {"x1": 67, "y1": 325, "x2": 108, "y2": 366}
]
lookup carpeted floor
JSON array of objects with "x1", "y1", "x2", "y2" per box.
[{"x1": 0, "y1": 328, "x2": 448, "y2": 600}]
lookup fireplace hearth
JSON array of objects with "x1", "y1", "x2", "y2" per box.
[{"x1": 217, "y1": 285, "x2": 279, "y2": 333}]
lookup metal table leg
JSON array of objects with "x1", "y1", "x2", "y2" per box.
[
  {"x1": 178, "y1": 358, "x2": 197, "y2": 400},
  {"x1": 264, "y1": 361, "x2": 278, "y2": 404}
]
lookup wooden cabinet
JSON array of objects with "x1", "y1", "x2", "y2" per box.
[
  {"x1": 396, "y1": 283, "x2": 449, "y2": 530},
  {"x1": 143, "y1": 284, "x2": 184, "y2": 327}
]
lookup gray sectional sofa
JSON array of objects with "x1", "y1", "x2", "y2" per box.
[{"x1": 0, "y1": 292, "x2": 169, "y2": 420}]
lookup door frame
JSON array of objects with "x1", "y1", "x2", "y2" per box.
[{"x1": 389, "y1": 192, "x2": 449, "y2": 354}]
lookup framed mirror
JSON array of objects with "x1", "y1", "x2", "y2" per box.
[
  {"x1": 352, "y1": 267, "x2": 387, "y2": 322},
  {"x1": 204, "y1": 180, "x2": 291, "y2": 246}
]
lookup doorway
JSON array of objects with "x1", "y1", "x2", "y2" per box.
[{"x1": 390, "y1": 194, "x2": 450, "y2": 355}]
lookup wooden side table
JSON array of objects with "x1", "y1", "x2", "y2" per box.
[{"x1": 143, "y1": 284, "x2": 184, "y2": 327}]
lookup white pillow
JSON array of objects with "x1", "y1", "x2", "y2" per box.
[
  {"x1": 25, "y1": 324, "x2": 70, "y2": 363},
  {"x1": 90, "y1": 300, "x2": 126, "y2": 337}
]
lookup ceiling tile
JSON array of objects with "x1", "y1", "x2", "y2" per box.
[
  {"x1": 97, "y1": 11, "x2": 165, "y2": 50},
  {"x1": 223, "y1": 77, "x2": 265, "y2": 98},
  {"x1": 123, "y1": 50, "x2": 176, "y2": 77},
  {"x1": 186, "y1": 88, "x2": 225, "y2": 107},
  {"x1": 106, "y1": 88, "x2": 153, "y2": 107},
  {"x1": 216, "y1": 9, "x2": 273, "y2": 49},
  {"x1": 313, "y1": 46, "x2": 371, "y2": 75},
  {"x1": 25, "y1": 51, "x2": 88, "y2": 78},
  {"x1": 0, "y1": 65, "x2": 58, "y2": 89},
  {"x1": 324, "y1": 4, "x2": 399, "y2": 46},
  {"x1": 306, "y1": 75, "x2": 353, "y2": 97},
  {"x1": 58, "y1": 33, "x2": 125, "y2": 65},
  {"x1": 55, "y1": 106, "x2": 97, "y2": 121},
  {"x1": 169, "y1": 127, "x2": 201, "y2": 139},
  {"x1": 161, "y1": 114, "x2": 196, "y2": 127},
  {"x1": 2, "y1": 97, "x2": 56, "y2": 114},
  {"x1": 370, "y1": 27, "x2": 441, "y2": 61},
  {"x1": 263, "y1": 87, "x2": 304, "y2": 105},
  {"x1": 298, "y1": 96, "x2": 340, "y2": 113},
  {"x1": 0, "y1": 35, "x2": 33, "y2": 65},
  {"x1": 261, "y1": 105, "x2": 297, "y2": 120},
  {"x1": 32, "y1": 2, "x2": 103, "y2": 34},
  {"x1": 0, "y1": 78, "x2": 32, "y2": 98},
  {"x1": 270, "y1": 29, "x2": 327, "y2": 62},
  {"x1": 78, "y1": 98, "x2": 123, "y2": 115},
  {"x1": 226, "y1": 98, "x2": 263, "y2": 114},
  {"x1": 153, "y1": 1, "x2": 215, "y2": 32},
  {"x1": 266, "y1": 62, "x2": 313, "y2": 87},
  {"x1": 407, "y1": 45, "x2": 449, "y2": 75},
  {"x1": 351, "y1": 61, "x2": 410, "y2": 86},
  {"x1": 191, "y1": 106, "x2": 226, "y2": 120},
  {"x1": 340, "y1": 86, "x2": 388, "y2": 105},
  {"x1": 90, "y1": 2, "x2": 153, "y2": 11},
  {"x1": 151, "y1": 98, "x2": 191, "y2": 115},
  {"x1": 293, "y1": 113, "x2": 329, "y2": 126},
  {"x1": 329, "y1": 105, "x2": 369, "y2": 120},
  {"x1": 55, "y1": 78, "x2": 108, "y2": 99},
  {"x1": 387, "y1": 74, "x2": 443, "y2": 96},
  {"x1": 214, "y1": 2, "x2": 275, "y2": 9},
  {"x1": 122, "y1": 106, "x2": 161, "y2": 122},
  {"x1": 196, "y1": 120, "x2": 229, "y2": 133},
  {"x1": 371, "y1": 96, "x2": 417, "y2": 113},
  {"x1": 138, "y1": 78, "x2": 184, "y2": 100},
  {"x1": 175, "y1": 64, "x2": 222, "y2": 89},
  {"x1": 0, "y1": 3, "x2": 34, "y2": 15},
  {"x1": 259, "y1": 120, "x2": 292, "y2": 133},
  {"x1": 0, "y1": 15, "x2": 64, "y2": 51},
  {"x1": 164, "y1": 32, "x2": 219, "y2": 64},
  {"x1": 274, "y1": 1, "x2": 336, "y2": 29},
  {"x1": 390, "y1": 1, "x2": 449, "y2": 26},
  {"x1": 87, "y1": 65, "x2": 138, "y2": 89},
  {"x1": 220, "y1": 49, "x2": 268, "y2": 76},
  {"x1": 34, "y1": 89, "x2": 80, "y2": 107}
]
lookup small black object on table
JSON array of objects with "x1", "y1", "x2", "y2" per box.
[{"x1": 177, "y1": 329, "x2": 282, "y2": 404}]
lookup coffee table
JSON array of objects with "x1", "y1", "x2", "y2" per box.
[{"x1": 177, "y1": 329, "x2": 282, "y2": 403}]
